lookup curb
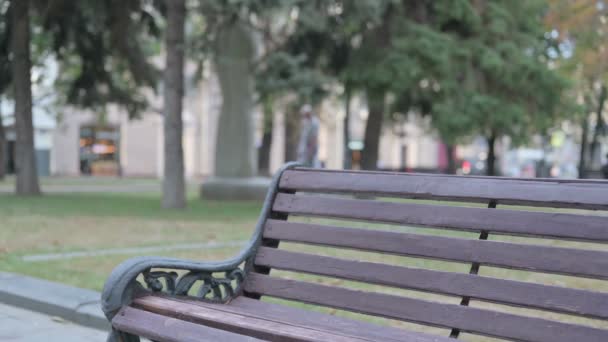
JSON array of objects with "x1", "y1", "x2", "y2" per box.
[{"x1": 0, "y1": 271, "x2": 110, "y2": 331}]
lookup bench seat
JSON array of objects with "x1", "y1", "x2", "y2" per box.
[
  {"x1": 102, "y1": 163, "x2": 608, "y2": 342},
  {"x1": 115, "y1": 294, "x2": 449, "y2": 342}
]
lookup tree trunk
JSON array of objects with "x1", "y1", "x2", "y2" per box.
[
  {"x1": 284, "y1": 107, "x2": 299, "y2": 162},
  {"x1": 486, "y1": 132, "x2": 497, "y2": 176},
  {"x1": 579, "y1": 115, "x2": 589, "y2": 179},
  {"x1": 11, "y1": 0, "x2": 39, "y2": 195},
  {"x1": 361, "y1": 89, "x2": 385, "y2": 170},
  {"x1": 343, "y1": 85, "x2": 351, "y2": 169},
  {"x1": 0, "y1": 103, "x2": 5, "y2": 180},
  {"x1": 214, "y1": 20, "x2": 257, "y2": 177},
  {"x1": 258, "y1": 98, "x2": 273, "y2": 176},
  {"x1": 446, "y1": 144, "x2": 456, "y2": 174},
  {"x1": 161, "y1": 0, "x2": 186, "y2": 209},
  {"x1": 589, "y1": 84, "x2": 606, "y2": 169}
]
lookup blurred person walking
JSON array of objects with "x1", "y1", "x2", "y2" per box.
[
  {"x1": 602, "y1": 153, "x2": 608, "y2": 179},
  {"x1": 297, "y1": 104, "x2": 320, "y2": 167}
]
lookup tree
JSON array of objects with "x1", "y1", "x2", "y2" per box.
[
  {"x1": 259, "y1": 1, "x2": 389, "y2": 169},
  {"x1": 396, "y1": 1, "x2": 569, "y2": 176},
  {"x1": 38, "y1": 0, "x2": 160, "y2": 117},
  {"x1": 191, "y1": 1, "x2": 294, "y2": 176},
  {"x1": 240, "y1": 1, "x2": 328, "y2": 167},
  {"x1": 11, "y1": 0, "x2": 40, "y2": 195},
  {"x1": 161, "y1": 0, "x2": 186, "y2": 209},
  {"x1": 0, "y1": 2, "x2": 11, "y2": 180},
  {"x1": 351, "y1": 4, "x2": 393, "y2": 171},
  {"x1": 360, "y1": 89, "x2": 386, "y2": 170},
  {"x1": 214, "y1": 19, "x2": 258, "y2": 177},
  {"x1": 5, "y1": 0, "x2": 160, "y2": 193},
  {"x1": 345, "y1": 1, "x2": 569, "y2": 175},
  {"x1": 198, "y1": 0, "x2": 570, "y2": 177},
  {"x1": 0, "y1": 101, "x2": 5, "y2": 180},
  {"x1": 453, "y1": 1, "x2": 570, "y2": 176},
  {"x1": 546, "y1": 0, "x2": 608, "y2": 176},
  {"x1": 258, "y1": 95, "x2": 273, "y2": 175}
]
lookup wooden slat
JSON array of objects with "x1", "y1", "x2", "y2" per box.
[
  {"x1": 134, "y1": 295, "x2": 448, "y2": 342},
  {"x1": 292, "y1": 167, "x2": 608, "y2": 184},
  {"x1": 264, "y1": 220, "x2": 608, "y2": 279},
  {"x1": 245, "y1": 273, "x2": 608, "y2": 342},
  {"x1": 131, "y1": 297, "x2": 367, "y2": 342},
  {"x1": 273, "y1": 193, "x2": 608, "y2": 242},
  {"x1": 255, "y1": 247, "x2": 608, "y2": 319},
  {"x1": 112, "y1": 306, "x2": 262, "y2": 342},
  {"x1": 280, "y1": 169, "x2": 608, "y2": 209}
]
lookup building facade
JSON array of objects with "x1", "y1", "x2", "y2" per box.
[{"x1": 47, "y1": 73, "x2": 444, "y2": 178}]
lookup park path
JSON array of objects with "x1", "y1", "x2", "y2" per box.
[
  {"x1": 22, "y1": 240, "x2": 247, "y2": 262},
  {"x1": 0, "y1": 183, "x2": 161, "y2": 194},
  {"x1": 0, "y1": 303, "x2": 106, "y2": 342}
]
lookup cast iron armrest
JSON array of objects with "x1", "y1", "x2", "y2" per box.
[
  {"x1": 101, "y1": 255, "x2": 255, "y2": 342},
  {"x1": 101, "y1": 254, "x2": 250, "y2": 320},
  {"x1": 101, "y1": 162, "x2": 301, "y2": 322}
]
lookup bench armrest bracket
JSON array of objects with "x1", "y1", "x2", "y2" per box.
[
  {"x1": 143, "y1": 268, "x2": 245, "y2": 302},
  {"x1": 101, "y1": 162, "x2": 301, "y2": 323}
]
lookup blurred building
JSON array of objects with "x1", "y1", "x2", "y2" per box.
[
  {"x1": 1, "y1": 102, "x2": 54, "y2": 177},
  {"x1": 45, "y1": 64, "x2": 447, "y2": 179},
  {"x1": 51, "y1": 76, "x2": 213, "y2": 178}
]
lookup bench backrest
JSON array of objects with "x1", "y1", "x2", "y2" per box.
[{"x1": 245, "y1": 167, "x2": 608, "y2": 342}]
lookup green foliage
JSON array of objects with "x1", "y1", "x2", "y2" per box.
[
  {"x1": 546, "y1": 0, "x2": 608, "y2": 143},
  {"x1": 0, "y1": 0, "x2": 575, "y2": 147},
  {"x1": 255, "y1": 51, "x2": 329, "y2": 102},
  {"x1": 441, "y1": 0, "x2": 571, "y2": 144},
  {"x1": 8, "y1": 0, "x2": 324, "y2": 119},
  {"x1": 261, "y1": 0, "x2": 572, "y2": 147},
  {"x1": 361, "y1": 0, "x2": 572, "y2": 145},
  {"x1": 0, "y1": 0, "x2": 10, "y2": 96},
  {"x1": 255, "y1": 1, "x2": 390, "y2": 104},
  {"x1": 31, "y1": 0, "x2": 162, "y2": 117}
]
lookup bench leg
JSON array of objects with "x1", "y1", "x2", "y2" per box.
[{"x1": 107, "y1": 329, "x2": 140, "y2": 342}]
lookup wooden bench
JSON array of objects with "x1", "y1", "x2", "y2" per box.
[{"x1": 102, "y1": 163, "x2": 608, "y2": 342}]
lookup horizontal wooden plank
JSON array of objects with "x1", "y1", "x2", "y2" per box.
[
  {"x1": 273, "y1": 193, "x2": 608, "y2": 242},
  {"x1": 112, "y1": 306, "x2": 262, "y2": 342},
  {"x1": 280, "y1": 169, "x2": 608, "y2": 209},
  {"x1": 245, "y1": 273, "x2": 608, "y2": 342},
  {"x1": 263, "y1": 220, "x2": 608, "y2": 279},
  {"x1": 293, "y1": 167, "x2": 608, "y2": 184},
  {"x1": 134, "y1": 295, "x2": 448, "y2": 342},
  {"x1": 255, "y1": 247, "x2": 608, "y2": 319},
  {"x1": 132, "y1": 296, "x2": 372, "y2": 342}
]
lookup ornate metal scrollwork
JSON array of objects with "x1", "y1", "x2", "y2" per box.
[{"x1": 142, "y1": 268, "x2": 245, "y2": 303}]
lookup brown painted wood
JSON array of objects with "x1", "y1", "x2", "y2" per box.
[
  {"x1": 263, "y1": 220, "x2": 608, "y2": 279},
  {"x1": 112, "y1": 306, "x2": 262, "y2": 342},
  {"x1": 292, "y1": 167, "x2": 608, "y2": 184},
  {"x1": 112, "y1": 168, "x2": 608, "y2": 342},
  {"x1": 201, "y1": 296, "x2": 449, "y2": 342},
  {"x1": 254, "y1": 247, "x2": 608, "y2": 319},
  {"x1": 272, "y1": 193, "x2": 608, "y2": 242},
  {"x1": 451, "y1": 200, "x2": 496, "y2": 338},
  {"x1": 245, "y1": 273, "x2": 608, "y2": 342},
  {"x1": 134, "y1": 295, "x2": 448, "y2": 342},
  {"x1": 131, "y1": 297, "x2": 367, "y2": 342},
  {"x1": 244, "y1": 186, "x2": 293, "y2": 300},
  {"x1": 280, "y1": 169, "x2": 608, "y2": 209}
]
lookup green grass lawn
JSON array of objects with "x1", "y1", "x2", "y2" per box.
[
  {"x1": 0, "y1": 192, "x2": 261, "y2": 289},
  {"x1": 0, "y1": 190, "x2": 606, "y2": 337}
]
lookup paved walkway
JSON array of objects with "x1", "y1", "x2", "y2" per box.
[
  {"x1": 0, "y1": 183, "x2": 161, "y2": 194},
  {"x1": 22, "y1": 240, "x2": 247, "y2": 262},
  {"x1": 0, "y1": 176, "x2": 203, "y2": 194},
  {"x1": 0, "y1": 303, "x2": 107, "y2": 342}
]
